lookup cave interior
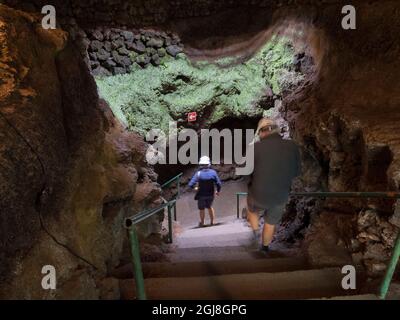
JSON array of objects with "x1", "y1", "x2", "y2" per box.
[{"x1": 0, "y1": 0, "x2": 400, "y2": 300}]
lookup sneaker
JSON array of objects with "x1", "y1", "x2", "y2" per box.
[
  {"x1": 260, "y1": 245, "x2": 269, "y2": 253},
  {"x1": 198, "y1": 222, "x2": 205, "y2": 228}
]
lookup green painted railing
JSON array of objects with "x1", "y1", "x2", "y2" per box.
[
  {"x1": 161, "y1": 172, "x2": 183, "y2": 196},
  {"x1": 124, "y1": 173, "x2": 182, "y2": 300},
  {"x1": 236, "y1": 191, "x2": 400, "y2": 300},
  {"x1": 161, "y1": 172, "x2": 183, "y2": 221}
]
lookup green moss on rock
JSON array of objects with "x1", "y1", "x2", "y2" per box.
[{"x1": 95, "y1": 36, "x2": 300, "y2": 136}]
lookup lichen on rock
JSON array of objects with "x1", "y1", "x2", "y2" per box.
[{"x1": 95, "y1": 36, "x2": 302, "y2": 135}]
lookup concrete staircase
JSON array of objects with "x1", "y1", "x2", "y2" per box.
[{"x1": 117, "y1": 217, "x2": 378, "y2": 300}]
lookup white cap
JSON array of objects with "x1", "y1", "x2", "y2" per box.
[{"x1": 199, "y1": 156, "x2": 211, "y2": 165}]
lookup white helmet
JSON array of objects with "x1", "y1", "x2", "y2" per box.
[{"x1": 199, "y1": 156, "x2": 211, "y2": 165}]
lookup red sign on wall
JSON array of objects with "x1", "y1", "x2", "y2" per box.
[{"x1": 188, "y1": 112, "x2": 197, "y2": 122}]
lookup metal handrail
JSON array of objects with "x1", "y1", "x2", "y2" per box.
[
  {"x1": 161, "y1": 172, "x2": 183, "y2": 189},
  {"x1": 236, "y1": 191, "x2": 400, "y2": 300},
  {"x1": 125, "y1": 200, "x2": 177, "y2": 227},
  {"x1": 161, "y1": 172, "x2": 182, "y2": 220},
  {"x1": 124, "y1": 173, "x2": 182, "y2": 300},
  {"x1": 291, "y1": 192, "x2": 400, "y2": 199}
]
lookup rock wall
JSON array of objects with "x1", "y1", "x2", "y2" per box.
[
  {"x1": 279, "y1": 2, "x2": 400, "y2": 276},
  {"x1": 2, "y1": 0, "x2": 341, "y2": 27},
  {"x1": 2, "y1": 0, "x2": 400, "y2": 292},
  {"x1": 0, "y1": 6, "x2": 162, "y2": 299},
  {"x1": 73, "y1": 27, "x2": 184, "y2": 76}
]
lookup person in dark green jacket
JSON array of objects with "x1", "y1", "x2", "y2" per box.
[{"x1": 246, "y1": 118, "x2": 301, "y2": 252}]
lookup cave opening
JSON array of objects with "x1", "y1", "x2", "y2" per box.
[{"x1": 88, "y1": 23, "x2": 318, "y2": 252}]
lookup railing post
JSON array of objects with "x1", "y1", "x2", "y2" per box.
[
  {"x1": 127, "y1": 226, "x2": 146, "y2": 300},
  {"x1": 378, "y1": 231, "x2": 400, "y2": 299},
  {"x1": 177, "y1": 176, "x2": 181, "y2": 199},
  {"x1": 173, "y1": 201, "x2": 177, "y2": 221},
  {"x1": 167, "y1": 204, "x2": 173, "y2": 243},
  {"x1": 237, "y1": 193, "x2": 240, "y2": 219}
]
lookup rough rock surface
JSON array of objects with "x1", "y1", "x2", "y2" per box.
[
  {"x1": 353, "y1": 207, "x2": 399, "y2": 277},
  {"x1": 76, "y1": 27, "x2": 184, "y2": 75},
  {"x1": 279, "y1": 2, "x2": 400, "y2": 277},
  {"x1": 304, "y1": 212, "x2": 354, "y2": 267},
  {"x1": 0, "y1": 7, "x2": 162, "y2": 299}
]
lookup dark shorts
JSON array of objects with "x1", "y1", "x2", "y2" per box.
[
  {"x1": 198, "y1": 196, "x2": 214, "y2": 210},
  {"x1": 247, "y1": 196, "x2": 286, "y2": 225}
]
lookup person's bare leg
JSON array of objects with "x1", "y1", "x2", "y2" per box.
[
  {"x1": 262, "y1": 223, "x2": 275, "y2": 247},
  {"x1": 247, "y1": 209, "x2": 261, "y2": 247},
  {"x1": 199, "y1": 210, "x2": 205, "y2": 226},
  {"x1": 247, "y1": 209, "x2": 259, "y2": 231},
  {"x1": 208, "y1": 207, "x2": 215, "y2": 225}
]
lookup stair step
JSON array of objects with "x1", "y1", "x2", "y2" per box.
[
  {"x1": 175, "y1": 231, "x2": 253, "y2": 248},
  {"x1": 176, "y1": 233, "x2": 255, "y2": 249},
  {"x1": 120, "y1": 267, "x2": 358, "y2": 300},
  {"x1": 112, "y1": 256, "x2": 308, "y2": 279},
  {"x1": 166, "y1": 246, "x2": 276, "y2": 262},
  {"x1": 176, "y1": 220, "x2": 254, "y2": 249}
]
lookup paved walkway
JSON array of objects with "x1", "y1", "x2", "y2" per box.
[{"x1": 175, "y1": 179, "x2": 248, "y2": 227}]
